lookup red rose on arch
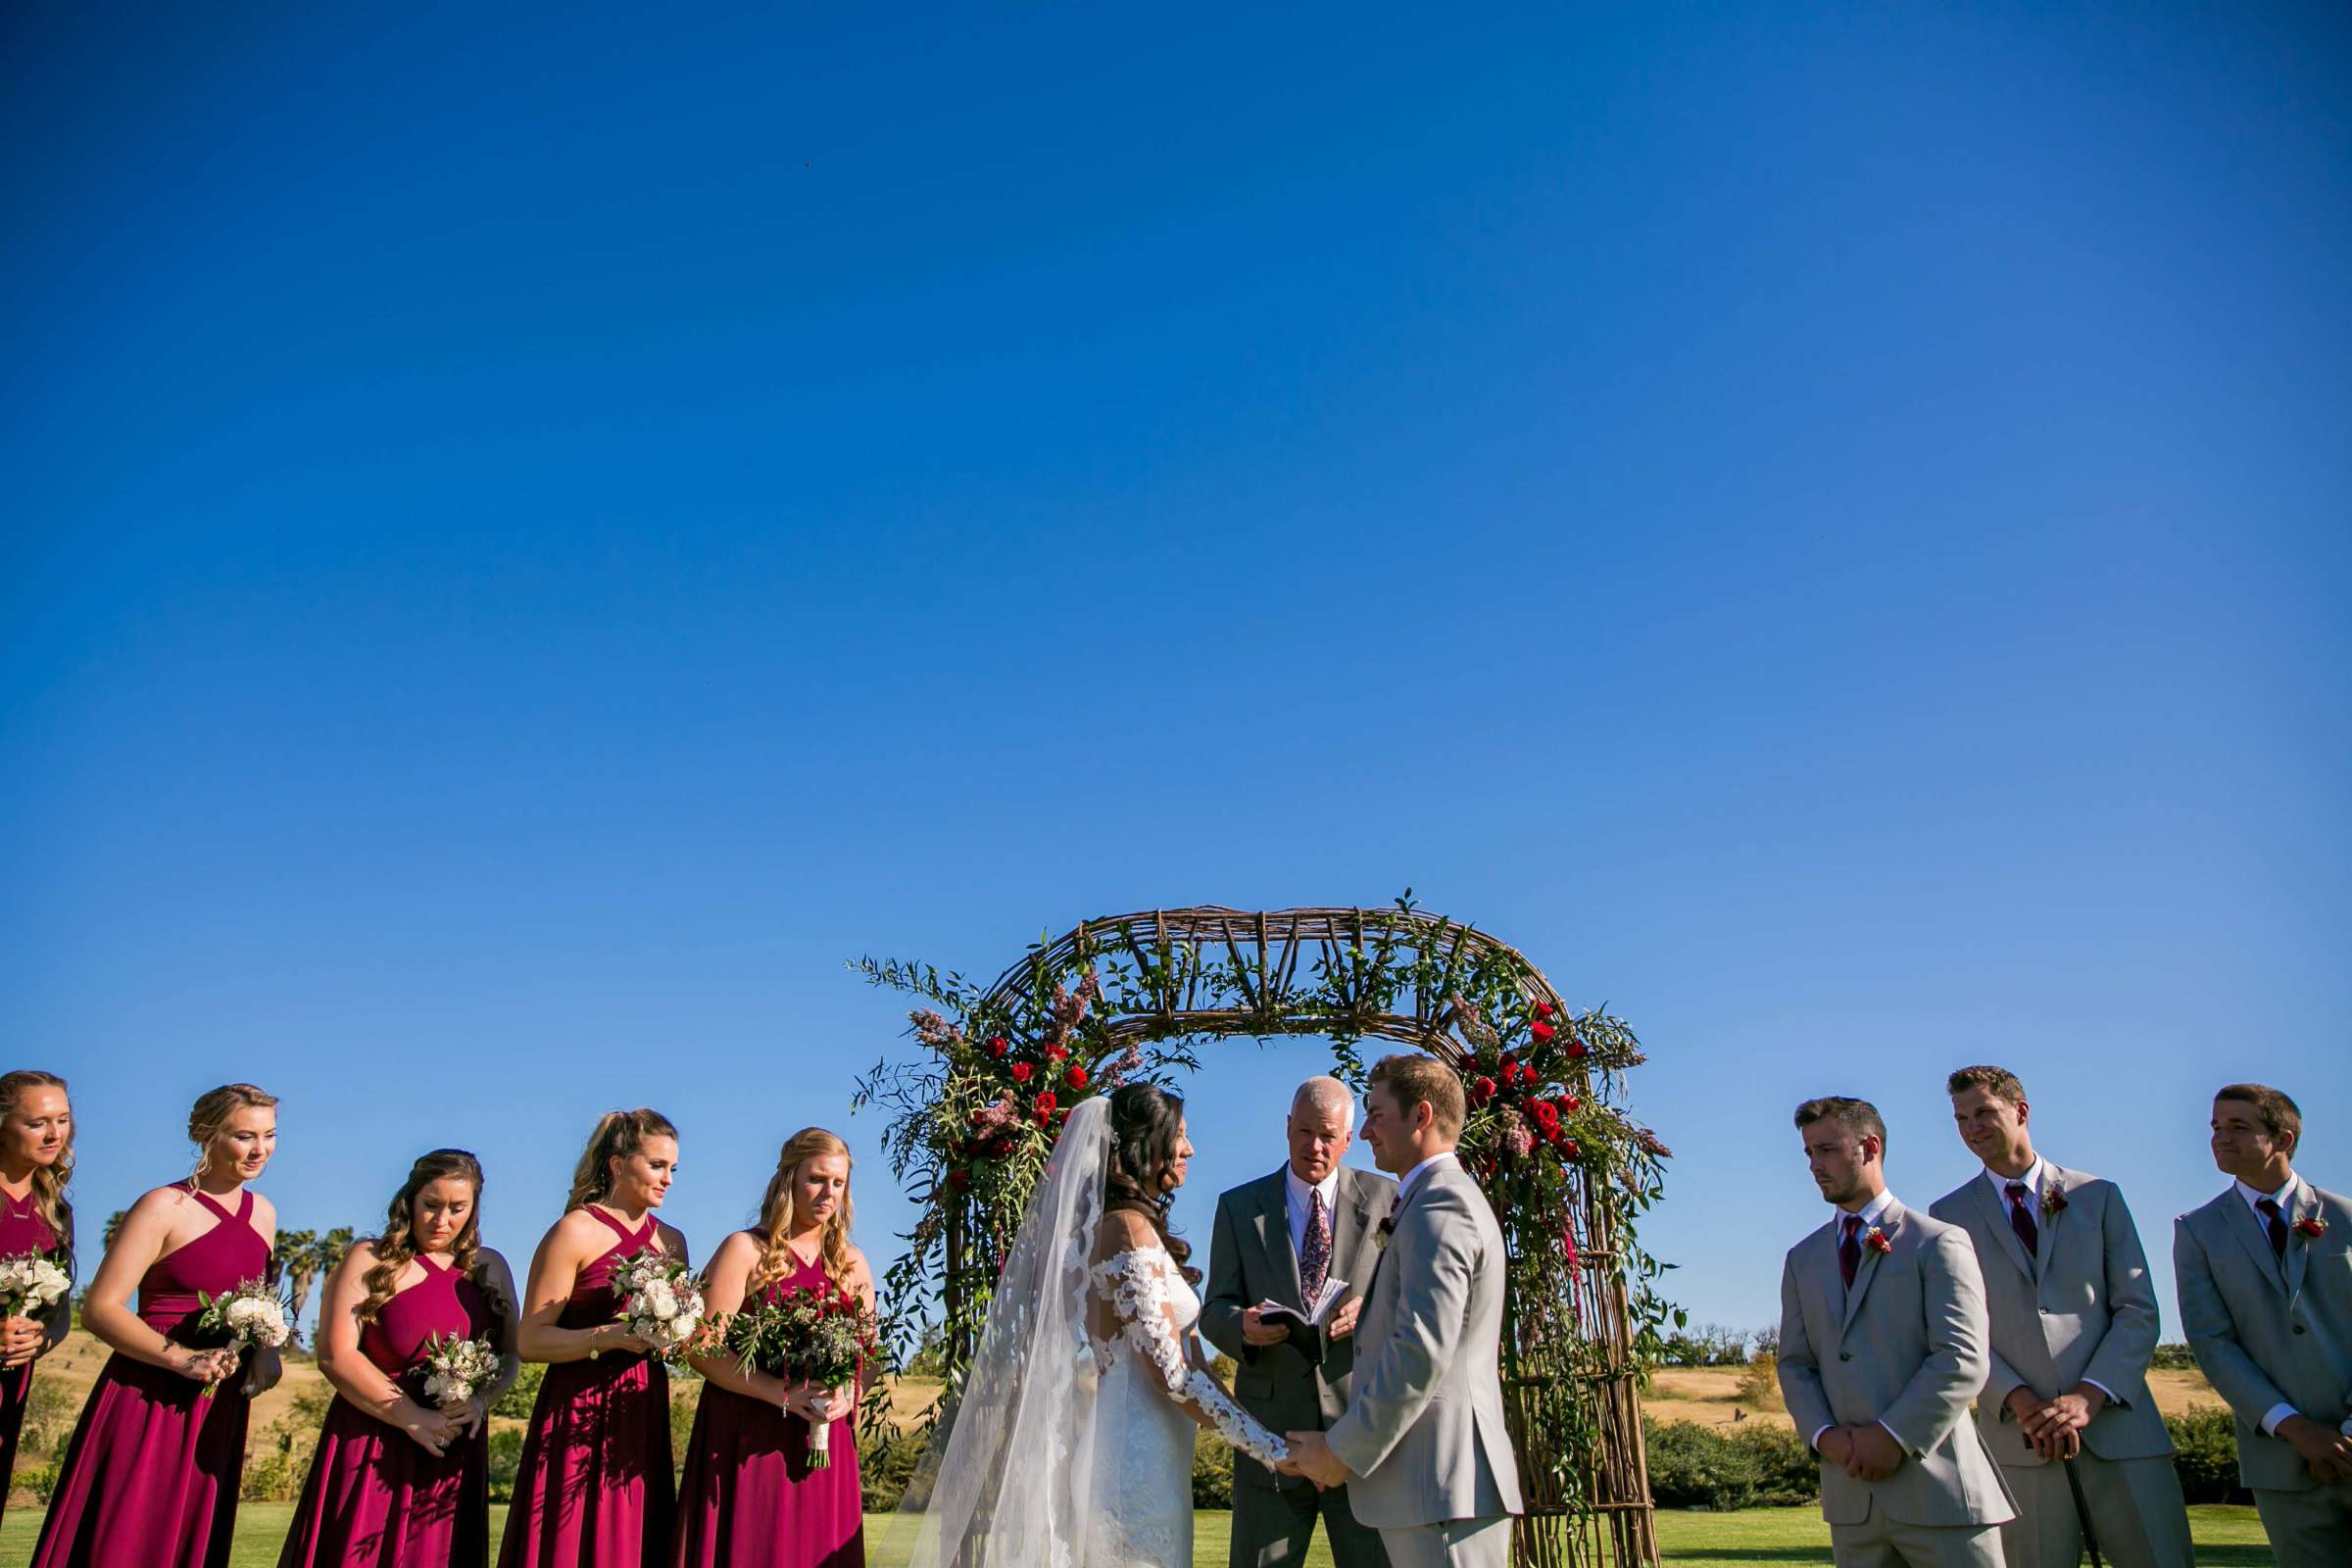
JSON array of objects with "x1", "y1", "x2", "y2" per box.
[
  {"x1": 1067, "y1": 1065, "x2": 1090, "y2": 1089},
  {"x1": 1531, "y1": 1101, "x2": 1560, "y2": 1133},
  {"x1": 1533, "y1": 1001, "x2": 1555, "y2": 1020},
  {"x1": 988, "y1": 1036, "x2": 1009, "y2": 1059},
  {"x1": 1565, "y1": 1038, "x2": 1589, "y2": 1060},
  {"x1": 1036, "y1": 1091, "x2": 1058, "y2": 1116},
  {"x1": 1559, "y1": 1139, "x2": 1581, "y2": 1161},
  {"x1": 1045, "y1": 1044, "x2": 1068, "y2": 1062},
  {"x1": 1557, "y1": 1094, "x2": 1581, "y2": 1114},
  {"x1": 948, "y1": 1169, "x2": 971, "y2": 1192},
  {"x1": 1009, "y1": 1061, "x2": 1034, "y2": 1084},
  {"x1": 1473, "y1": 1076, "x2": 1497, "y2": 1102},
  {"x1": 1529, "y1": 1019, "x2": 1556, "y2": 1046}
]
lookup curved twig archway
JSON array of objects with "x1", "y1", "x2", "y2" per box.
[{"x1": 857, "y1": 899, "x2": 1669, "y2": 1568}]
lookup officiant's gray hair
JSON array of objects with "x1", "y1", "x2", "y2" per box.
[{"x1": 1291, "y1": 1075, "x2": 1356, "y2": 1132}]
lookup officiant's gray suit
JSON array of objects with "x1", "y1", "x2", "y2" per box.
[
  {"x1": 1929, "y1": 1165, "x2": 2191, "y2": 1567},
  {"x1": 1324, "y1": 1156, "x2": 1522, "y2": 1568},
  {"x1": 1778, "y1": 1198, "x2": 2015, "y2": 1567},
  {"x1": 1204, "y1": 1163, "x2": 1396, "y2": 1567},
  {"x1": 2174, "y1": 1177, "x2": 2352, "y2": 1568}
]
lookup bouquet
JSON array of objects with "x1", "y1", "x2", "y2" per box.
[
  {"x1": 0, "y1": 1250, "x2": 71, "y2": 1321},
  {"x1": 187, "y1": 1277, "x2": 293, "y2": 1397},
  {"x1": 418, "y1": 1332, "x2": 502, "y2": 1409},
  {"x1": 724, "y1": 1280, "x2": 880, "y2": 1467},
  {"x1": 612, "y1": 1253, "x2": 705, "y2": 1362}
]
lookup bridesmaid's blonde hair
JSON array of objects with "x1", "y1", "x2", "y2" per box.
[
  {"x1": 186, "y1": 1083, "x2": 278, "y2": 1187},
  {"x1": 0, "y1": 1070, "x2": 74, "y2": 1257},
  {"x1": 747, "y1": 1127, "x2": 854, "y2": 1296},
  {"x1": 564, "y1": 1108, "x2": 677, "y2": 1211}
]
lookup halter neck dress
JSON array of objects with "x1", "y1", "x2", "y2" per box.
[{"x1": 0, "y1": 1185, "x2": 63, "y2": 1508}]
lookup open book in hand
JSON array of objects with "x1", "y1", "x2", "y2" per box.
[{"x1": 1253, "y1": 1276, "x2": 1348, "y2": 1332}]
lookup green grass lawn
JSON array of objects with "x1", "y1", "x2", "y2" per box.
[{"x1": 0, "y1": 1500, "x2": 2272, "y2": 1566}]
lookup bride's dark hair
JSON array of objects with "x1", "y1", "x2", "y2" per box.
[{"x1": 1102, "y1": 1083, "x2": 1196, "y2": 1283}]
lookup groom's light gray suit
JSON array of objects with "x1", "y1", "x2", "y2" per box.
[
  {"x1": 2174, "y1": 1175, "x2": 2352, "y2": 1568},
  {"x1": 1929, "y1": 1163, "x2": 2191, "y2": 1567},
  {"x1": 1203, "y1": 1163, "x2": 1395, "y2": 1567},
  {"x1": 1325, "y1": 1154, "x2": 1523, "y2": 1568},
  {"x1": 1779, "y1": 1197, "x2": 2015, "y2": 1567}
]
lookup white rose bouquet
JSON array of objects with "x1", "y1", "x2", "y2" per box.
[
  {"x1": 187, "y1": 1277, "x2": 293, "y2": 1397},
  {"x1": 0, "y1": 1250, "x2": 71, "y2": 1321},
  {"x1": 417, "y1": 1332, "x2": 502, "y2": 1409},
  {"x1": 612, "y1": 1254, "x2": 705, "y2": 1362}
]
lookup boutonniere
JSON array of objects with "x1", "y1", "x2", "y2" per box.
[
  {"x1": 2293, "y1": 1215, "x2": 2328, "y2": 1240},
  {"x1": 1864, "y1": 1227, "x2": 1892, "y2": 1254},
  {"x1": 2039, "y1": 1185, "x2": 2068, "y2": 1219},
  {"x1": 1375, "y1": 1214, "x2": 1396, "y2": 1251}
]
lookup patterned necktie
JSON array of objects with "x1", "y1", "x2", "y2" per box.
[
  {"x1": 1838, "y1": 1214, "x2": 1862, "y2": 1291},
  {"x1": 1299, "y1": 1188, "x2": 1333, "y2": 1300},
  {"x1": 2257, "y1": 1197, "x2": 2288, "y2": 1258},
  {"x1": 2005, "y1": 1180, "x2": 2040, "y2": 1261}
]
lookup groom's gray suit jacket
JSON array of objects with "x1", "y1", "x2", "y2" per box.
[
  {"x1": 1928, "y1": 1164, "x2": 2174, "y2": 1468},
  {"x1": 1325, "y1": 1157, "x2": 1524, "y2": 1530},
  {"x1": 1201, "y1": 1163, "x2": 1394, "y2": 1489},
  {"x1": 1778, "y1": 1198, "x2": 2015, "y2": 1530},
  {"x1": 2173, "y1": 1178, "x2": 2352, "y2": 1492}
]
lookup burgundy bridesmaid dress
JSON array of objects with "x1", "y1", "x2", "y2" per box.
[
  {"x1": 670, "y1": 1250, "x2": 863, "y2": 1568},
  {"x1": 0, "y1": 1190, "x2": 63, "y2": 1507},
  {"x1": 277, "y1": 1254, "x2": 498, "y2": 1567},
  {"x1": 32, "y1": 1185, "x2": 270, "y2": 1568},
  {"x1": 497, "y1": 1207, "x2": 675, "y2": 1568}
]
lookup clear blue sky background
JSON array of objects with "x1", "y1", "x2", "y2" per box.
[{"x1": 5, "y1": 2, "x2": 2346, "y2": 1343}]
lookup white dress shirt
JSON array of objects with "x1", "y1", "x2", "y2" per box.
[
  {"x1": 1396, "y1": 1150, "x2": 1459, "y2": 1207},
  {"x1": 2233, "y1": 1171, "x2": 2310, "y2": 1437},
  {"x1": 1285, "y1": 1164, "x2": 1341, "y2": 1261}
]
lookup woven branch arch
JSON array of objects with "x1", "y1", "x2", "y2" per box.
[{"x1": 856, "y1": 900, "x2": 1669, "y2": 1568}]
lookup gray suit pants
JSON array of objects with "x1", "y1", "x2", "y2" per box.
[
  {"x1": 2252, "y1": 1482, "x2": 2352, "y2": 1568},
  {"x1": 1996, "y1": 1452, "x2": 2192, "y2": 1568},
  {"x1": 1828, "y1": 1515, "x2": 2004, "y2": 1568},
  {"x1": 1373, "y1": 1516, "x2": 1509, "y2": 1568},
  {"x1": 1231, "y1": 1478, "x2": 1391, "y2": 1568}
]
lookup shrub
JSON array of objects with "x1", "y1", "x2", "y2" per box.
[
  {"x1": 2167, "y1": 1404, "x2": 2244, "y2": 1504},
  {"x1": 1193, "y1": 1426, "x2": 1235, "y2": 1508},
  {"x1": 1735, "y1": 1350, "x2": 1785, "y2": 1411},
  {"x1": 19, "y1": 1380, "x2": 76, "y2": 1457},
  {"x1": 495, "y1": 1362, "x2": 547, "y2": 1419},
  {"x1": 1644, "y1": 1418, "x2": 1817, "y2": 1510},
  {"x1": 487, "y1": 1426, "x2": 525, "y2": 1501},
  {"x1": 2149, "y1": 1343, "x2": 2199, "y2": 1372},
  {"x1": 860, "y1": 1429, "x2": 926, "y2": 1512},
  {"x1": 12, "y1": 1460, "x2": 61, "y2": 1504}
]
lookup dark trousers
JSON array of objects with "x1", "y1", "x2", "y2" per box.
[{"x1": 1231, "y1": 1473, "x2": 1393, "y2": 1568}]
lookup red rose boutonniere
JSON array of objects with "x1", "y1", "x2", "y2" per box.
[
  {"x1": 1864, "y1": 1227, "x2": 1893, "y2": 1254},
  {"x1": 2293, "y1": 1215, "x2": 2328, "y2": 1240},
  {"x1": 2039, "y1": 1186, "x2": 2068, "y2": 1219}
]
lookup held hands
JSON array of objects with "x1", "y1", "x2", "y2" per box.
[
  {"x1": 782, "y1": 1380, "x2": 855, "y2": 1425},
  {"x1": 2008, "y1": 1383, "x2": 2106, "y2": 1460},
  {"x1": 1279, "y1": 1430, "x2": 1351, "y2": 1490},
  {"x1": 402, "y1": 1399, "x2": 466, "y2": 1457},
  {"x1": 0, "y1": 1315, "x2": 44, "y2": 1369},
  {"x1": 1826, "y1": 1424, "x2": 1905, "y2": 1482},
  {"x1": 453, "y1": 1396, "x2": 490, "y2": 1437},
  {"x1": 1240, "y1": 1306, "x2": 1289, "y2": 1348},
  {"x1": 2278, "y1": 1415, "x2": 2352, "y2": 1486},
  {"x1": 170, "y1": 1345, "x2": 240, "y2": 1386}
]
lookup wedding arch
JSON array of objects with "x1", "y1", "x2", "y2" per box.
[{"x1": 855, "y1": 898, "x2": 1672, "y2": 1568}]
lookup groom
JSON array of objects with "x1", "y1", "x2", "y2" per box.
[
  {"x1": 1202, "y1": 1076, "x2": 1395, "y2": 1567},
  {"x1": 1282, "y1": 1054, "x2": 1522, "y2": 1568}
]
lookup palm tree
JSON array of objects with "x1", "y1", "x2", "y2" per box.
[
  {"x1": 102, "y1": 1208, "x2": 127, "y2": 1249},
  {"x1": 276, "y1": 1228, "x2": 318, "y2": 1322}
]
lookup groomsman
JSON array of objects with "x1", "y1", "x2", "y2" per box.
[
  {"x1": 1929, "y1": 1065, "x2": 2191, "y2": 1567},
  {"x1": 1779, "y1": 1097, "x2": 2014, "y2": 1566},
  {"x1": 1202, "y1": 1077, "x2": 1395, "y2": 1568},
  {"x1": 2174, "y1": 1083, "x2": 2352, "y2": 1567}
]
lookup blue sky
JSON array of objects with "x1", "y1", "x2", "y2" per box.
[{"x1": 5, "y1": 2, "x2": 2346, "y2": 1342}]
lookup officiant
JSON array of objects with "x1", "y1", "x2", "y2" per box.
[{"x1": 1203, "y1": 1076, "x2": 1396, "y2": 1568}]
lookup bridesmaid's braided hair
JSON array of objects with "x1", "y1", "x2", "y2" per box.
[
  {"x1": 0, "y1": 1069, "x2": 74, "y2": 1265},
  {"x1": 359, "y1": 1149, "x2": 505, "y2": 1338},
  {"x1": 747, "y1": 1127, "x2": 856, "y2": 1297},
  {"x1": 564, "y1": 1108, "x2": 677, "y2": 1212},
  {"x1": 1103, "y1": 1083, "x2": 1197, "y2": 1285},
  {"x1": 186, "y1": 1083, "x2": 277, "y2": 1188}
]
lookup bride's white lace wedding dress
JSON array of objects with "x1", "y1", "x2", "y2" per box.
[
  {"x1": 1086, "y1": 1245, "x2": 1289, "y2": 1567},
  {"x1": 899, "y1": 1097, "x2": 1289, "y2": 1568}
]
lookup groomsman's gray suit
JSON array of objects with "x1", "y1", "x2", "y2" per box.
[
  {"x1": 1778, "y1": 1197, "x2": 2015, "y2": 1567},
  {"x1": 1325, "y1": 1155, "x2": 1523, "y2": 1568},
  {"x1": 1202, "y1": 1163, "x2": 1396, "y2": 1567},
  {"x1": 2174, "y1": 1175, "x2": 2352, "y2": 1568},
  {"x1": 1929, "y1": 1163, "x2": 2191, "y2": 1567}
]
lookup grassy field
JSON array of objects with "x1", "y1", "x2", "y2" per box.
[{"x1": 0, "y1": 1502, "x2": 2274, "y2": 1567}]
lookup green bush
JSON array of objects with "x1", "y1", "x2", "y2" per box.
[
  {"x1": 1643, "y1": 1419, "x2": 1817, "y2": 1510},
  {"x1": 494, "y1": 1361, "x2": 546, "y2": 1419},
  {"x1": 487, "y1": 1426, "x2": 525, "y2": 1502},
  {"x1": 2149, "y1": 1343, "x2": 2199, "y2": 1372},
  {"x1": 860, "y1": 1429, "x2": 927, "y2": 1513},
  {"x1": 19, "y1": 1379, "x2": 76, "y2": 1457},
  {"x1": 1193, "y1": 1426, "x2": 1235, "y2": 1508},
  {"x1": 13, "y1": 1459, "x2": 61, "y2": 1504},
  {"x1": 2166, "y1": 1405, "x2": 2244, "y2": 1504}
]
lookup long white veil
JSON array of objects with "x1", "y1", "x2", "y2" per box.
[{"x1": 891, "y1": 1095, "x2": 1112, "y2": 1568}]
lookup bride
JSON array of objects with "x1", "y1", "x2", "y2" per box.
[{"x1": 903, "y1": 1084, "x2": 1291, "y2": 1567}]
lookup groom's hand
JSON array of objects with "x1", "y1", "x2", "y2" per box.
[{"x1": 1284, "y1": 1431, "x2": 1351, "y2": 1490}]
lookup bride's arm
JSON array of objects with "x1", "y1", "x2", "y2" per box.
[{"x1": 1092, "y1": 1211, "x2": 1290, "y2": 1467}]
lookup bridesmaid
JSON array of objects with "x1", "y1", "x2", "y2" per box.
[
  {"x1": 33, "y1": 1083, "x2": 283, "y2": 1568},
  {"x1": 1, "y1": 1070, "x2": 75, "y2": 1506},
  {"x1": 278, "y1": 1149, "x2": 519, "y2": 1568},
  {"x1": 498, "y1": 1108, "x2": 689, "y2": 1568},
  {"x1": 672, "y1": 1126, "x2": 874, "y2": 1568}
]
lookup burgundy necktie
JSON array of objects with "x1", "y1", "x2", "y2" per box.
[
  {"x1": 1838, "y1": 1214, "x2": 1862, "y2": 1291},
  {"x1": 1299, "y1": 1189, "x2": 1333, "y2": 1300},
  {"x1": 2005, "y1": 1180, "x2": 2040, "y2": 1262},
  {"x1": 2257, "y1": 1197, "x2": 2288, "y2": 1258}
]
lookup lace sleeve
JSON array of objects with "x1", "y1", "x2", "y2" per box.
[{"x1": 1092, "y1": 1249, "x2": 1290, "y2": 1467}]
